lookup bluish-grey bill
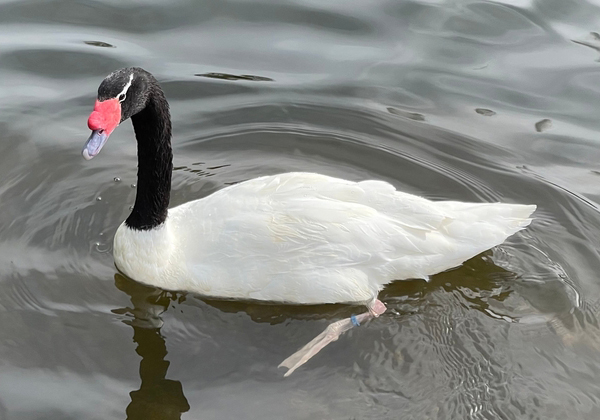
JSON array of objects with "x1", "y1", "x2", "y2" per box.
[{"x1": 82, "y1": 130, "x2": 109, "y2": 160}]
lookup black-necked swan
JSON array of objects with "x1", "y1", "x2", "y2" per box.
[{"x1": 82, "y1": 67, "x2": 535, "y2": 376}]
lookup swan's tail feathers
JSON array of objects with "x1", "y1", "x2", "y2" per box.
[
  {"x1": 472, "y1": 202, "x2": 535, "y2": 227},
  {"x1": 378, "y1": 200, "x2": 535, "y2": 284},
  {"x1": 507, "y1": 203, "x2": 536, "y2": 230},
  {"x1": 439, "y1": 202, "x2": 536, "y2": 249}
]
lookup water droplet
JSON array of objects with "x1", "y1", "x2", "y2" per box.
[
  {"x1": 129, "y1": 205, "x2": 134, "y2": 210},
  {"x1": 475, "y1": 108, "x2": 496, "y2": 116},
  {"x1": 99, "y1": 232, "x2": 104, "y2": 237},
  {"x1": 96, "y1": 196, "x2": 102, "y2": 201},
  {"x1": 95, "y1": 242, "x2": 111, "y2": 253},
  {"x1": 131, "y1": 184, "x2": 136, "y2": 188},
  {"x1": 114, "y1": 177, "x2": 121, "y2": 182}
]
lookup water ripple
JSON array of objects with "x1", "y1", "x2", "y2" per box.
[{"x1": 2, "y1": 0, "x2": 600, "y2": 417}]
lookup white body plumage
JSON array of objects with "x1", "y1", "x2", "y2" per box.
[{"x1": 114, "y1": 172, "x2": 535, "y2": 305}]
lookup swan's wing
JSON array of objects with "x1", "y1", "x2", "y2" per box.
[
  {"x1": 222, "y1": 172, "x2": 451, "y2": 231},
  {"x1": 191, "y1": 172, "x2": 452, "y2": 257},
  {"x1": 171, "y1": 172, "x2": 534, "y2": 303}
]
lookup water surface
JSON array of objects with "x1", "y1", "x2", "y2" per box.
[{"x1": 1, "y1": 0, "x2": 600, "y2": 418}]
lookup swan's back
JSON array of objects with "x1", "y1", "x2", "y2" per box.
[{"x1": 119, "y1": 172, "x2": 535, "y2": 304}]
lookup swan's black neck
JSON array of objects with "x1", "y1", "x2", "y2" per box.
[{"x1": 125, "y1": 83, "x2": 173, "y2": 231}]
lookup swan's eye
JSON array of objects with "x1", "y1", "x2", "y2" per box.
[{"x1": 118, "y1": 93, "x2": 126, "y2": 102}]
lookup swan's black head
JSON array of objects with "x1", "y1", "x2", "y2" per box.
[{"x1": 82, "y1": 67, "x2": 156, "y2": 160}]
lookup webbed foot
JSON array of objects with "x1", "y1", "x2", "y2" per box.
[{"x1": 279, "y1": 299, "x2": 386, "y2": 377}]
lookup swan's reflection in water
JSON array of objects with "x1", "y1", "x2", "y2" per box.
[
  {"x1": 113, "y1": 274, "x2": 190, "y2": 420},
  {"x1": 110, "y1": 248, "x2": 589, "y2": 418}
]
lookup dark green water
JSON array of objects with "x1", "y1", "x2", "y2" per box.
[{"x1": 1, "y1": 0, "x2": 600, "y2": 418}]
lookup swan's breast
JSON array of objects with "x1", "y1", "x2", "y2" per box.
[{"x1": 113, "y1": 221, "x2": 185, "y2": 290}]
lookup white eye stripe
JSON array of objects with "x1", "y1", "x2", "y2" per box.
[{"x1": 116, "y1": 73, "x2": 134, "y2": 102}]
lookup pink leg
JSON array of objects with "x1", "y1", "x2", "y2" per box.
[
  {"x1": 368, "y1": 299, "x2": 386, "y2": 317},
  {"x1": 279, "y1": 299, "x2": 387, "y2": 377}
]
